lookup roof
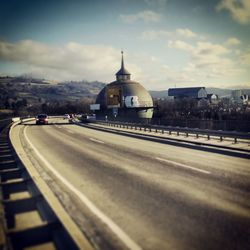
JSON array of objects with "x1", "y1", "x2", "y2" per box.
[
  {"x1": 109, "y1": 79, "x2": 137, "y2": 86},
  {"x1": 116, "y1": 51, "x2": 131, "y2": 76},
  {"x1": 116, "y1": 68, "x2": 131, "y2": 75},
  {"x1": 168, "y1": 87, "x2": 206, "y2": 97},
  {"x1": 96, "y1": 80, "x2": 153, "y2": 107}
]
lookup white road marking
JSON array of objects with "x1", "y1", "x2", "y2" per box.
[
  {"x1": 156, "y1": 157, "x2": 211, "y2": 175},
  {"x1": 23, "y1": 127, "x2": 141, "y2": 250},
  {"x1": 89, "y1": 138, "x2": 105, "y2": 144},
  {"x1": 67, "y1": 130, "x2": 75, "y2": 134}
]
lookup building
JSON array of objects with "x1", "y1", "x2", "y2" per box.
[
  {"x1": 168, "y1": 87, "x2": 207, "y2": 99},
  {"x1": 207, "y1": 94, "x2": 219, "y2": 105},
  {"x1": 231, "y1": 89, "x2": 242, "y2": 103},
  {"x1": 231, "y1": 89, "x2": 249, "y2": 105},
  {"x1": 95, "y1": 52, "x2": 154, "y2": 122}
]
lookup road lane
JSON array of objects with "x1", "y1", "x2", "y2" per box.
[
  {"x1": 89, "y1": 138, "x2": 105, "y2": 144},
  {"x1": 155, "y1": 157, "x2": 211, "y2": 175},
  {"x1": 23, "y1": 125, "x2": 141, "y2": 250},
  {"x1": 18, "y1": 119, "x2": 250, "y2": 250}
]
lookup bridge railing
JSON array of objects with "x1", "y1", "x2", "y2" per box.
[
  {"x1": 91, "y1": 120, "x2": 250, "y2": 144},
  {"x1": 0, "y1": 117, "x2": 92, "y2": 250}
]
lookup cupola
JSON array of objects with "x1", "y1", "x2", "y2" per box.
[{"x1": 115, "y1": 51, "x2": 131, "y2": 81}]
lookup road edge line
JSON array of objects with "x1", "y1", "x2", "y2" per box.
[
  {"x1": 23, "y1": 126, "x2": 142, "y2": 250},
  {"x1": 10, "y1": 123, "x2": 94, "y2": 250}
]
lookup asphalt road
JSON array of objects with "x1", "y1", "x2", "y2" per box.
[{"x1": 17, "y1": 118, "x2": 250, "y2": 250}]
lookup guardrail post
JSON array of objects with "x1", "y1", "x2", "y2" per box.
[{"x1": 102, "y1": 122, "x2": 250, "y2": 144}]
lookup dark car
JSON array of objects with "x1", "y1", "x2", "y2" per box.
[{"x1": 36, "y1": 114, "x2": 49, "y2": 125}]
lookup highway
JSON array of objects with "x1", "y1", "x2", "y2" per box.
[{"x1": 14, "y1": 118, "x2": 250, "y2": 250}]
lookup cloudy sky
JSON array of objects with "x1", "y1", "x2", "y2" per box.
[{"x1": 0, "y1": 0, "x2": 250, "y2": 90}]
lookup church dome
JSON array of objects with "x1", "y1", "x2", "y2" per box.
[{"x1": 95, "y1": 52, "x2": 154, "y2": 120}]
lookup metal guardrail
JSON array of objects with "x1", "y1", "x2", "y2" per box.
[
  {"x1": 91, "y1": 120, "x2": 250, "y2": 144},
  {"x1": 0, "y1": 119, "x2": 81, "y2": 250},
  {"x1": 0, "y1": 118, "x2": 12, "y2": 132}
]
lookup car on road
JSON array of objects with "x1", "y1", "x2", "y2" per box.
[
  {"x1": 64, "y1": 114, "x2": 70, "y2": 119},
  {"x1": 36, "y1": 114, "x2": 49, "y2": 125},
  {"x1": 68, "y1": 114, "x2": 75, "y2": 123}
]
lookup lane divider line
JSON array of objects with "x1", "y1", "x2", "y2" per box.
[
  {"x1": 23, "y1": 127, "x2": 141, "y2": 250},
  {"x1": 89, "y1": 138, "x2": 105, "y2": 144},
  {"x1": 156, "y1": 157, "x2": 211, "y2": 175}
]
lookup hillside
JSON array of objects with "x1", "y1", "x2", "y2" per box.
[
  {"x1": 0, "y1": 76, "x2": 106, "y2": 108},
  {"x1": 1, "y1": 76, "x2": 250, "y2": 118}
]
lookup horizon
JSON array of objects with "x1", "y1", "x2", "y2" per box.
[
  {"x1": 2, "y1": 74, "x2": 250, "y2": 91},
  {"x1": 0, "y1": 0, "x2": 250, "y2": 90}
]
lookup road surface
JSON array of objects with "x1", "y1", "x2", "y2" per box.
[{"x1": 15, "y1": 118, "x2": 250, "y2": 250}]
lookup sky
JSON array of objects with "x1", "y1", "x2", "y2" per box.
[{"x1": 0, "y1": 0, "x2": 250, "y2": 90}]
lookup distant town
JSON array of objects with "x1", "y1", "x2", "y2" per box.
[{"x1": 0, "y1": 75, "x2": 250, "y2": 132}]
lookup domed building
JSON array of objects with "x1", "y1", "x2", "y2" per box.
[{"x1": 95, "y1": 52, "x2": 154, "y2": 122}]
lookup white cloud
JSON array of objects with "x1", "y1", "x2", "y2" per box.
[
  {"x1": 141, "y1": 28, "x2": 203, "y2": 41},
  {"x1": 168, "y1": 40, "x2": 194, "y2": 52},
  {"x1": 0, "y1": 40, "x2": 162, "y2": 88},
  {"x1": 0, "y1": 40, "x2": 122, "y2": 82},
  {"x1": 216, "y1": 0, "x2": 250, "y2": 24},
  {"x1": 194, "y1": 42, "x2": 231, "y2": 57},
  {"x1": 187, "y1": 42, "x2": 232, "y2": 75},
  {"x1": 141, "y1": 30, "x2": 171, "y2": 40},
  {"x1": 0, "y1": 39, "x2": 248, "y2": 90},
  {"x1": 240, "y1": 51, "x2": 250, "y2": 65},
  {"x1": 225, "y1": 37, "x2": 241, "y2": 46},
  {"x1": 176, "y1": 28, "x2": 197, "y2": 38},
  {"x1": 120, "y1": 10, "x2": 161, "y2": 23},
  {"x1": 168, "y1": 39, "x2": 243, "y2": 79}
]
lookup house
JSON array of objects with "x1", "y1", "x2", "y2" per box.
[
  {"x1": 207, "y1": 94, "x2": 219, "y2": 105},
  {"x1": 168, "y1": 87, "x2": 207, "y2": 99}
]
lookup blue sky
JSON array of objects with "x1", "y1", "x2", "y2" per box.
[{"x1": 0, "y1": 0, "x2": 249, "y2": 90}]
